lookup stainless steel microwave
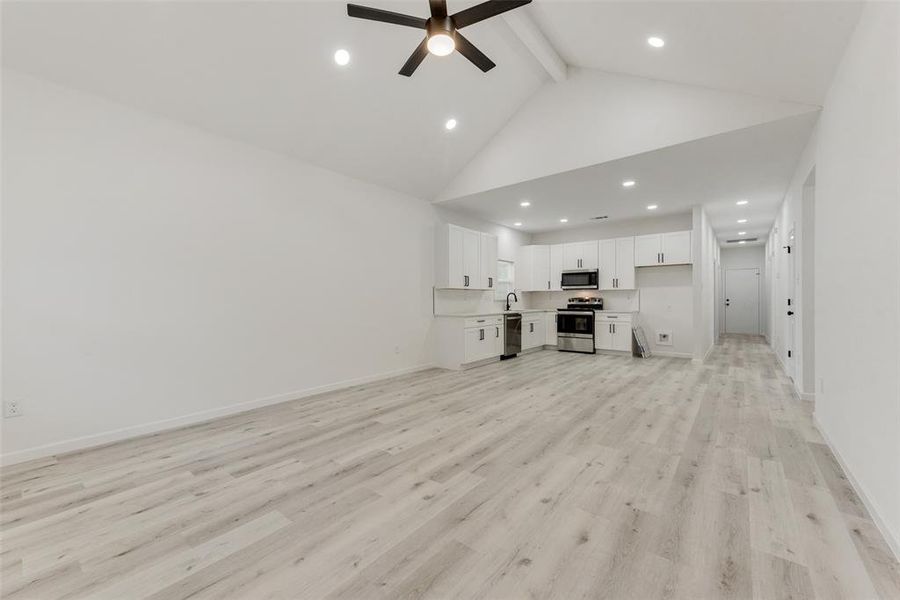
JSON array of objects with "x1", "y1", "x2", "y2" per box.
[{"x1": 561, "y1": 269, "x2": 599, "y2": 290}]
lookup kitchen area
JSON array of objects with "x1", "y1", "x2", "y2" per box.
[{"x1": 432, "y1": 221, "x2": 694, "y2": 370}]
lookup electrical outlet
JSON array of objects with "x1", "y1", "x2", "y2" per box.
[{"x1": 4, "y1": 399, "x2": 23, "y2": 418}]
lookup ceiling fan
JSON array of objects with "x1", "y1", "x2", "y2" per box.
[{"x1": 347, "y1": 0, "x2": 532, "y2": 76}]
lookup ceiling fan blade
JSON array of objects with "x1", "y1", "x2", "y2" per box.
[
  {"x1": 347, "y1": 4, "x2": 427, "y2": 29},
  {"x1": 429, "y1": 0, "x2": 447, "y2": 19},
  {"x1": 451, "y1": 0, "x2": 531, "y2": 29},
  {"x1": 399, "y1": 38, "x2": 429, "y2": 76},
  {"x1": 454, "y1": 32, "x2": 496, "y2": 72}
]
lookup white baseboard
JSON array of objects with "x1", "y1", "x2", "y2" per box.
[
  {"x1": 813, "y1": 412, "x2": 900, "y2": 562},
  {"x1": 0, "y1": 362, "x2": 435, "y2": 467}
]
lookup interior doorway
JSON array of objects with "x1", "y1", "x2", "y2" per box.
[{"x1": 725, "y1": 268, "x2": 760, "y2": 334}]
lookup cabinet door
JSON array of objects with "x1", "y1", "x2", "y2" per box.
[
  {"x1": 595, "y1": 322, "x2": 613, "y2": 350},
  {"x1": 634, "y1": 234, "x2": 662, "y2": 267},
  {"x1": 599, "y1": 239, "x2": 617, "y2": 290},
  {"x1": 562, "y1": 243, "x2": 581, "y2": 270},
  {"x1": 612, "y1": 323, "x2": 633, "y2": 352},
  {"x1": 480, "y1": 233, "x2": 498, "y2": 290},
  {"x1": 662, "y1": 231, "x2": 692, "y2": 265},
  {"x1": 491, "y1": 324, "x2": 503, "y2": 356},
  {"x1": 532, "y1": 246, "x2": 550, "y2": 292},
  {"x1": 464, "y1": 327, "x2": 484, "y2": 362},
  {"x1": 445, "y1": 225, "x2": 466, "y2": 288},
  {"x1": 580, "y1": 241, "x2": 599, "y2": 269},
  {"x1": 462, "y1": 229, "x2": 481, "y2": 287},
  {"x1": 615, "y1": 237, "x2": 636, "y2": 289},
  {"x1": 549, "y1": 244, "x2": 565, "y2": 290},
  {"x1": 546, "y1": 312, "x2": 558, "y2": 345},
  {"x1": 516, "y1": 246, "x2": 534, "y2": 291}
]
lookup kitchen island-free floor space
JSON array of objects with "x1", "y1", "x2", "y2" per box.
[{"x1": 2, "y1": 336, "x2": 898, "y2": 599}]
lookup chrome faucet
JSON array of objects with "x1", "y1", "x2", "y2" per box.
[{"x1": 505, "y1": 291, "x2": 519, "y2": 311}]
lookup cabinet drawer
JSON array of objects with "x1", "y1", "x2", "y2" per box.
[
  {"x1": 595, "y1": 313, "x2": 633, "y2": 323},
  {"x1": 464, "y1": 316, "x2": 503, "y2": 329}
]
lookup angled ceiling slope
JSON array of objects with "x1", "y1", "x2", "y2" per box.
[
  {"x1": 0, "y1": 1, "x2": 548, "y2": 199},
  {"x1": 436, "y1": 67, "x2": 819, "y2": 202}
]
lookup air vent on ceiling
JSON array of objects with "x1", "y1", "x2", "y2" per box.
[
  {"x1": 590, "y1": 215, "x2": 609, "y2": 220},
  {"x1": 726, "y1": 238, "x2": 759, "y2": 243}
]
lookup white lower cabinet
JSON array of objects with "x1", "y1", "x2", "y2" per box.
[
  {"x1": 594, "y1": 313, "x2": 633, "y2": 353},
  {"x1": 522, "y1": 314, "x2": 545, "y2": 350},
  {"x1": 435, "y1": 316, "x2": 503, "y2": 370}
]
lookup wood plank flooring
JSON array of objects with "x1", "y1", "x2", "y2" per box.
[{"x1": 2, "y1": 335, "x2": 898, "y2": 599}]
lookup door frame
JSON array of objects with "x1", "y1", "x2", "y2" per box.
[{"x1": 724, "y1": 267, "x2": 761, "y2": 335}]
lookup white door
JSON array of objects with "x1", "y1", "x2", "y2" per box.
[
  {"x1": 595, "y1": 322, "x2": 613, "y2": 350},
  {"x1": 786, "y1": 228, "x2": 797, "y2": 379},
  {"x1": 533, "y1": 245, "x2": 550, "y2": 292},
  {"x1": 563, "y1": 243, "x2": 581, "y2": 270},
  {"x1": 480, "y1": 233, "x2": 497, "y2": 290},
  {"x1": 725, "y1": 268, "x2": 760, "y2": 334},
  {"x1": 516, "y1": 246, "x2": 534, "y2": 291},
  {"x1": 580, "y1": 241, "x2": 599, "y2": 269},
  {"x1": 634, "y1": 234, "x2": 661, "y2": 266},
  {"x1": 615, "y1": 237, "x2": 636, "y2": 289},
  {"x1": 612, "y1": 322, "x2": 632, "y2": 352},
  {"x1": 549, "y1": 244, "x2": 565, "y2": 290},
  {"x1": 462, "y1": 229, "x2": 480, "y2": 288},
  {"x1": 599, "y1": 239, "x2": 617, "y2": 290},
  {"x1": 448, "y1": 225, "x2": 465, "y2": 288},
  {"x1": 661, "y1": 231, "x2": 692, "y2": 265}
]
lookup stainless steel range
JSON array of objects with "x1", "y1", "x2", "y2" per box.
[{"x1": 556, "y1": 297, "x2": 602, "y2": 354}]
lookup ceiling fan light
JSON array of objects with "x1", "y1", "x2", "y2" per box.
[{"x1": 427, "y1": 33, "x2": 455, "y2": 56}]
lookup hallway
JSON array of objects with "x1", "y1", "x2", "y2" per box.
[{"x1": 2, "y1": 336, "x2": 899, "y2": 599}]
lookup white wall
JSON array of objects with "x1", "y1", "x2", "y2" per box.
[
  {"x1": 1, "y1": 70, "x2": 442, "y2": 463},
  {"x1": 693, "y1": 206, "x2": 719, "y2": 360},
  {"x1": 438, "y1": 67, "x2": 818, "y2": 200},
  {"x1": 812, "y1": 2, "x2": 900, "y2": 556}
]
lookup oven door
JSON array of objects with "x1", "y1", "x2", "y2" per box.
[
  {"x1": 557, "y1": 311, "x2": 595, "y2": 336},
  {"x1": 561, "y1": 269, "x2": 599, "y2": 290}
]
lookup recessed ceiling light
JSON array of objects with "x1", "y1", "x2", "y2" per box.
[
  {"x1": 622, "y1": 180, "x2": 636, "y2": 188},
  {"x1": 647, "y1": 204, "x2": 658, "y2": 210},
  {"x1": 445, "y1": 118, "x2": 457, "y2": 131},
  {"x1": 560, "y1": 218, "x2": 568, "y2": 223},
  {"x1": 520, "y1": 201, "x2": 531, "y2": 207},
  {"x1": 334, "y1": 49, "x2": 350, "y2": 66},
  {"x1": 736, "y1": 200, "x2": 749, "y2": 205},
  {"x1": 647, "y1": 37, "x2": 665, "y2": 48},
  {"x1": 514, "y1": 222, "x2": 522, "y2": 227},
  {"x1": 427, "y1": 33, "x2": 456, "y2": 56},
  {"x1": 737, "y1": 218, "x2": 748, "y2": 223},
  {"x1": 738, "y1": 231, "x2": 747, "y2": 235}
]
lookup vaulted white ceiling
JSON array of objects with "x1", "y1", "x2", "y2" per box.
[
  {"x1": 0, "y1": 1, "x2": 547, "y2": 199},
  {"x1": 2, "y1": 0, "x2": 862, "y2": 242}
]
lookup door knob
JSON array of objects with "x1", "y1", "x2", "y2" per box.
[{"x1": 787, "y1": 311, "x2": 794, "y2": 316}]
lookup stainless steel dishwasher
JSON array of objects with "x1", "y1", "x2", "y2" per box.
[{"x1": 501, "y1": 313, "x2": 522, "y2": 359}]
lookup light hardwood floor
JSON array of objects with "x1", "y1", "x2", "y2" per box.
[{"x1": 2, "y1": 335, "x2": 899, "y2": 599}]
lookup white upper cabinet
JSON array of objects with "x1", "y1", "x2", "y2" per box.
[
  {"x1": 563, "y1": 241, "x2": 598, "y2": 270},
  {"x1": 599, "y1": 237, "x2": 636, "y2": 289},
  {"x1": 549, "y1": 244, "x2": 565, "y2": 290},
  {"x1": 435, "y1": 224, "x2": 498, "y2": 289},
  {"x1": 533, "y1": 245, "x2": 550, "y2": 291},
  {"x1": 480, "y1": 232, "x2": 498, "y2": 290},
  {"x1": 515, "y1": 245, "x2": 551, "y2": 291},
  {"x1": 634, "y1": 231, "x2": 692, "y2": 266}
]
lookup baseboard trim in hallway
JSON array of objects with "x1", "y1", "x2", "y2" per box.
[
  {"x1": 0, "y1": 362, "x2": 435, "y2": 467},
  {"x1": 814, "y1": 412, "x2": 900, "y2": 562}
]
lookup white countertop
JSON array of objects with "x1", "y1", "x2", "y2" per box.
[
  {"x1": 434, "y1": 309, "x2": 554, "y2": 318},
  {"x1": 435, "y1": 309, "x2": 637, "y2": 318}
]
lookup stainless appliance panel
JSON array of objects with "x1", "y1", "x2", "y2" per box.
[
  {"x1": 561, "y1": 269, "x2": 599, "y2": 290},
  {"x1": 502, "y1": 314, "x2": 522, "y2": 358},
  {"x1": 558, "y1": 334, "x2": 594, "y2": 353}
]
